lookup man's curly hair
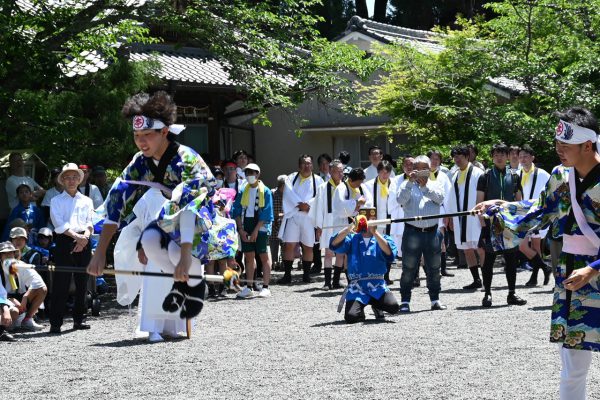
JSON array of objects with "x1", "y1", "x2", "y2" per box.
[{"x1": 122, "y1": 91, "x2": 177, "y2": 125}]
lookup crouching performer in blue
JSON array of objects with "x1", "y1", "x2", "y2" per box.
[
  {"x1": 330, "y1": 210, "x2": 400, "y2": 323},
  {"x1": 88, "y1": 91, "x2": 237, "y2": 322}
]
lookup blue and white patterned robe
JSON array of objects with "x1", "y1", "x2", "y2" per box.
[{"x1": 488, "y1": 165, "x2": 600, "y2": 352}]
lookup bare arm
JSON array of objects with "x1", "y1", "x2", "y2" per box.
[{"x1": 373, "y1": 229, "x2": 392, "y2": 256}]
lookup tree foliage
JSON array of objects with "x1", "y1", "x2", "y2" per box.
[
  {"x1": 358, "y1": 0, "x2": 600, "y2": 167},
  {"x1": 1, "y1": 0, "x2": 379, "y2": 168}
]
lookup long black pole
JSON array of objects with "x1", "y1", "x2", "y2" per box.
[{"x1": 322, "y1": 209, "x2": 481, "y2": 230}]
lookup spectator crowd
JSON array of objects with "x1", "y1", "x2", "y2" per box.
[{"x1": 0, "y1": 141, "x2": 555, "y2": 339}]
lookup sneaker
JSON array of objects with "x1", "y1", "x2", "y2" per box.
[
  {"x1": 399, "y1": 303, "x2": 410, "y2": 313},
  {"x1": 236, "y1": 287, "x2": 254, "y2": 299},
  {"x1": 507, "y1": 293, "x2": 527, "y2": 306},
  {"x1": 258, "y1": 288, "x2": 272, "y2": 298},
  {"x1": 148, "y1": 332, "x2": 164, "y2": 343},
  {"x1": 21, "y1": 318, "x2": 44, "y2": 331},
  {"x1": 9, "y1": 313, "x2": 25, "y2": 331}
]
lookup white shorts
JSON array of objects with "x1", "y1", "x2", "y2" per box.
[
  {"x1": 456, "y1": 241, "x2": 479, "y2": 250},
  {"x1": 282, "y1": 215, "x2": 315, "y2": 247}
]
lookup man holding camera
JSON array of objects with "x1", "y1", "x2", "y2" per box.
[{"x1": 397, "y1": 155, "x2": 447, "y2": 312}]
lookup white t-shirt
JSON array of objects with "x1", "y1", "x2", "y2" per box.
[
  {"x1": 42, "y1": 187, "x2": 63, "y2": 207},
  {"x1": 5, "y1": 175, "x2": 42, "y2": 209},
  {"x1": 244, "y1": 186, "x2": 258, "y2": 218},
  {"x1": 78, "y1": 183, "x2": 104, "y2": 209},
  {"x1": 364, "y1": 164, "x2": 395, "y2": 182},
  {"x1": 2, "y1": 259, "x2": 46, "y2": 294}
]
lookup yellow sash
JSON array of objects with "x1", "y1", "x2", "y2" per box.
[
  {"x1": 378, "y1": 177, "x2": 389, "y2": 198},
  {"x1": 240, "y1": 181, "x2": 265, "y2": 208},
  {"x1": 429, "y1": 171, "x2": 437, "y2": 181},
  {"x1": 457, "y1": 168, "x2": 468, "y2": 185},
  {"x1": 299, "y1": 174, "x2": 311, "y2": 184},
  {"x1": 521, "y1": 165, "x2": 534, "y2": 189}
]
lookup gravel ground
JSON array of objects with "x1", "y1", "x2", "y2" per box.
[{"x1": 4, "y1": 262, "x2": 600, "y2": 400}]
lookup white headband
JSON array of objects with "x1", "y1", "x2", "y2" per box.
[
  {"x1": 132, "y1": 115, "x2": 186, "y2": 135},
  {"x1": 555, "y1": 119, "x2": 598, "y2": 144}
]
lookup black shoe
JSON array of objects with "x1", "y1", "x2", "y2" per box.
[
  {"x1": 525, "y1": 277, "x2": 538, "y2": 287},
  {"x1": 309, "y1": 264, "x2": 321, "y2": 275},
  {"x1": 507, "y1": 293, "x2": 527, "y2": 306},
  {"x1": 482, "y1": 293, "x2": 492, "y2": 307},
  {"x1": 372, "y1": 306, "x2": 385, "y2": 320},
  {"x1": 542, "y1": 266, "x2": 552, "y2": 286},
  {"x1": 332, "y1": 282, "x2": 344, "y2": 289},
  {"x1": 463, "y1": 280, "x2": 482, "y2": 290},
  {"x1": 431, "y1": 302, "x2": 447, "y2": 311},
  {"x1": 277, "y1": 274, "x2": 292, "y2": 284},
  {"x1": 208, "y1": 284, "x2": 216, "y2": 298},
  {"x1": 0, "y1": 332, "x2": 16, "y2": 341},
  {"x1": 385, "y1": 278, "x2": 394, "y2": 285},
  {"x1": 73, "y1": 323, "x2": 91, "y2": 330},
  {"x1": 441, "y1": 271, "x2": 454, "y2": 277},
  {"x1": 399, "y1": 303, "x2": 410, "y2": 313},
  {"x1": 457, "y1": 264, "x2": 468, "y2": 269},
  {"x1": 412, "y1": 279, "x2": 421, "y2": 287},
  {"x1": 49, "y1": 325, "x2": 61, "y2": 334},
  {"x1": 302, "y1": 274, "x2": 313, "y2": 283}
]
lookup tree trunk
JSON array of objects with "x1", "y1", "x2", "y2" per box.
[
  {"x1": 355, "y1": 0, "x2": 369, "y2": 18},
  {"x1": 373, "y1": 0, "x2": 388, "y2": 21}
]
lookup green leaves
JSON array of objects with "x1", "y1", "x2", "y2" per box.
[{"x1": 359, "y1": 0, "x2": 600, "y2": 166}]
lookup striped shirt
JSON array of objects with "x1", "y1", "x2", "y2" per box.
[{"x1": 396, "y1": 180, "x2": 445, "y2": 228}]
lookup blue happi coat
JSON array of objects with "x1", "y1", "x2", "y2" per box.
[{"x1": 330, "y1": 232, "x2": 397, "y2": 304}]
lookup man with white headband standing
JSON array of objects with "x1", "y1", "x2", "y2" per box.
[
  {"x1": 88, "y1": 91, "x2": 237, "y2": 325},
  {"x1": 477, "y1": 106, "x2": 600, "y2": 400}
]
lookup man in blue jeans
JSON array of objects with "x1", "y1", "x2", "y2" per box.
[{"x1": 397, "y1": 155, "x2": 447, "y2": 312}]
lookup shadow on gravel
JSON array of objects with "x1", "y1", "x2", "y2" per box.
[
  {"x1": 310, "y1": 319, "x2": 396, "y2": 327},
  {"x1": 311, "y1": 291, "x2": 344, "y2": 298},
  {"x1": 454, "y1": 304, "x2": 510, "y2": 311},
  {"x1": 531, "y1": 290, "x2": 554, "y2": 295},
  {"x1": 441, "y1": 288, "x2": 478, "y2": 294},
  {"x1": 294, "y1": 287, "x2": 326, "y2": 293},
  {"x1": 89, "y1": 338, "x2": 184, "y2": 347},
  {"x1": 529, "y1": 306, "x2": 552, "y2": 312},
  {"x1": 310, "y1": 320, "x2": 348, "y2": 327}
]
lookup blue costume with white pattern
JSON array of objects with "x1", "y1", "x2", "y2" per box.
[{"x1": 330, "y1": 232, "x2": 397, "y2": 304}]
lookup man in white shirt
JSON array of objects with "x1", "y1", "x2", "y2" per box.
[
  {"x1": 5, "y1": 152, "x2": 45, "y2": 210},
  {"x1": 364, "y1": 145, "x2": 395, "y2": 182},
  {"x1": 364, "y1": 160, "x2": 394, "y2": 284},
  {"x1": 389, "y1": 155, "x2": 414, "y2": 255},
  {"x1": 49, "y1": 163, "x2": 94, "y2": 334},
  {"x1": 278, "y1": 155, "x2": 324, "y2": 284},
  {"x1": 313, "y1": 160, "x2": 344, "y2": 289},
  {"x1": 78, "y1": 164, "x2": 104, "y2": 209},
  {"x1": 517, "y1": 145, "x2": 552, "y2": 286},
  {"x1": 445, "y1": 145, "x2": 485, "y2": 290}
]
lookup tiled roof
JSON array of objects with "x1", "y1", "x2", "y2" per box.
[
  {"x1": 128, "y1": 44, "x2": 235, "y2": 87},
  {"x1": 343, "y1": 16, "x2": 445, "y2": 53},
  {"x1": 63, "y1": 50, "x2": 111, "y2": 77}
]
